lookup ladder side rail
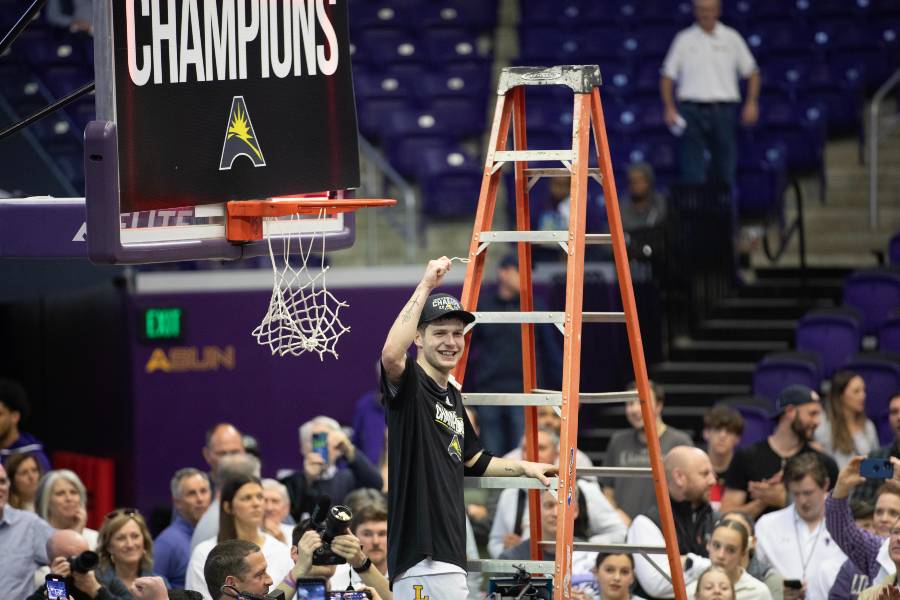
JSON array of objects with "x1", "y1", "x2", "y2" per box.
[
  {"x1": 552, "y1": 91, "x2": 591, "y2": 600},
  {"x1": 589, "y1": 87, "x2": 688, "y2": 600},
  {"x1": 510, "y1": 85, "x2": 545, "y2": 562},
  {"x1": 453, "y1": 94, "x2": 514, "y2": 385}
]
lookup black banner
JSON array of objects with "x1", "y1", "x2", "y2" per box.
[{"x1": 112, "y1": 0, "x2": 359, "y2": 212}]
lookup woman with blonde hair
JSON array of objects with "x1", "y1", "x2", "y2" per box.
[
  {"x1": 36, "y1": 469, "x2": 98, "y2": 548},
  {"x1": 96, "y1": 508, "x2": 162, "y2": 596},
  {"x1": 815, "y1": 370, "x2": 878, "y2": 469},
  {"x1": 6, "y1": 452, "x2": 42, "y2": 511}
]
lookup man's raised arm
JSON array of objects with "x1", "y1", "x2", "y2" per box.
[{"x1": 381, "y1": 257, "x2": 452, "y2": 383}]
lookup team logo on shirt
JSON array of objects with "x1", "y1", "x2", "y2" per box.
[
  {"x1": 448, "y1": 434, "x2": 462, "y2": 462},
  {"x1": 434, "y1": 402, "x2": 465, "y2": 435},
  {"x1": 413, "y1": 586, "x2": 430, "y2": 600}
]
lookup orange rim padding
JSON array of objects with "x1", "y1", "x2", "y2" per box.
[{"x1": 225, "y1": 197, "x2": 396, "y2": 242}]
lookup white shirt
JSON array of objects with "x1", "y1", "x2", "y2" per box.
[
  {"x1": 813, "y1": 414, "x2": 880, "y2": 469},
  {"x1": 807, "y1": 555, "x2": 847, "y2": 600},
  {"x1": 755, "y1": 504, "x2": 846, "y2": 596},
  {"x1": 185, "y1": 533, "x2": 293, "y2": 600},
  {"x1": 487, "y1": 479, "x2": 626, "y2": 558},
  {"x1": 661, "y1": 22, "x2": 757, "y2": 102},
  {"x1": 687, "y1": 569, "x2": 772, "y2": 600},
  {"x1": 627, "y1": 515, "x2": 711, "y2": 598}
]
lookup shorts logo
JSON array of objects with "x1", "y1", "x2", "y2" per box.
[
  {"x1": 219, "y1": 96, "x2": 266, "y2": 170},
  {"x1": 413, "y1": 585, "x2": 430, "y2": 600}
]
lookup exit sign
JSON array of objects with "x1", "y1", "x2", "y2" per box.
[{"x1": 142, "y1": 308, "x2": 183, "y2": 341}]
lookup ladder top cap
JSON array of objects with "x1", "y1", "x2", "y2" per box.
[{"x1": 498, "y1": 65, "x2": 602, "y2": 95}]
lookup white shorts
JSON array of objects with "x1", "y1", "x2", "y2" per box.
[{"x1": 394, "y1": 569, "x2": 469, "y2": 600}]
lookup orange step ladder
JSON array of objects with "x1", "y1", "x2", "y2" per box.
[{"x1": 453, "y1": 65, "x2": 688, "y2": 600}]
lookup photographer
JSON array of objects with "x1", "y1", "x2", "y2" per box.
[{"x1": 28, "y1": 529, "x2": 130, "y2": 600}]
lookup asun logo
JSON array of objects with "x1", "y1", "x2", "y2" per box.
[{"x1": 219, "y1": 96, "x2": 266, "y2": 170}]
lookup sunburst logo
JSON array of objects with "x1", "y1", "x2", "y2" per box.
[{"x1": 219, "y1": 96, "x2": 266, "y2": 170}]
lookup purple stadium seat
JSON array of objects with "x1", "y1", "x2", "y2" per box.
[
  {"x1": 424, "y1": 99, "x2": 486, "y2": 138},
  {"x1": 796, "y1": 309, "x2": 862, "y2": 377},
  {"x1": 844, "y1": 269, "x2": 900, "y2": 336},
  {"x1": 416, "y1": 0, "x2": 497, "y2": 30},
  {"x1": 879, "y1": 314, "x2": 900, "y2": 354},
  {"x1": 423, "y1": 31, "x2": 490, "y2": 68},
  {"x1": 876, "y1": 412, "x2": 894, "y2": 445},
  {"x1": 890, "y1": 232, "x2": 900, "y2": 266},
  {"x1": 845, "y1": 354, "x2": 900, "y2": 424},
  {"x1": 735, "y1": 140, "x2": 788, "y2": 219},
  {"x1": 357, "y1": 97, "x2": 416, "y2": 140},
  {"x1": 752, "y1": 354, "x2": 822, "y2": 403},
  {"x1": 356, "y1": 30, "x2": 423, "y2": 67},
  {"x1": 518, "y1": 1, "x2": 583, "y2": 27},
  {"x1": 348, "y1": 3, "x2": 412, "y2": 33},
  {"x1": 420, "y1": 147, "x2": 482, "y2": 218}
]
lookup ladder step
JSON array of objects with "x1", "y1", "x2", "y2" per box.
[
  {"x1": 497, "y1": 65, "x2": 602, "y2": 95},
  {"x1": 532, "y1": 389, "x2": 639, "y2": 405},
  {"x1": 467, "y1": 559, "x2": 556, "y2": 574},
  {"x1": 523, "y1": 167, "x2": 602, "y2": 179},
  {"x1": 477, "y1": 230, "x2": 611, "y2": 245},
  {"x1": 464, "y1": 476, "x2": 558, "y2": 490},
  {"x1": 540, "y1": 541, "x2": 668, "y2": 554},
  {"x1": 462, "y1": 392, "x2": 562, "y2": 406},
  {"x1": 494, "y1": 150, "x2": 574, "y2": 163},
  {"x1": 578, "y1": 466, "x2": 653, "y2": 479},
  {"x1": 472, "y1": 311, "x2": 625, "y2": 325}
]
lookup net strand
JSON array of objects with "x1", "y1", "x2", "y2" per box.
[{"x1": 252, "y1": 209, "x2": 350, "y2": 360}]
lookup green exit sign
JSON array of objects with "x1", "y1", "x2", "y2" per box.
[{"x1": 143, "y1": 308, "x2": 183, "y2": 341}]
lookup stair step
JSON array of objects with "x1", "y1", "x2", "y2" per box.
[
  {"x1": 662, "y1": 382, "x2": 752, "y2": 405},
  {"x1": 651, "y1": 361, "x2": 755, "y2": 385},
  {"x1": 711, "y1": 297, "x2": 833, "y2": 320},
  {"x1": 669, "y1": 337, "x2": 789, "y2": 362}
]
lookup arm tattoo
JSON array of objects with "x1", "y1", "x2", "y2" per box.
[
  {"x1": 400, "y1": 296, "x2": 420, "y2": 324},
  {"x1": 504, "y1": 466, "x2": 517, "y2": 474}
]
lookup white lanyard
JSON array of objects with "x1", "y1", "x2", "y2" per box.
[{"x1": 793, "y1": 516, "x2": 823, "y2": 580}]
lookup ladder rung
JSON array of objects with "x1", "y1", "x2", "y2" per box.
[
  {"x1": 462, "y1": 392, "x2": 561, "y2": 406},
  {"x1": 523, "y1": 167, "x2": 602, "y2": 179},
  {"x1": 477, "y1": 230, "x2": 611, "y2": 245},
  {"x1": 539, "y1": 541, "x2": 668, "y2": 554},
  {"x1": 530, "y1": 388, "x2": 640, "y2": 405},
  {"x1": 577, "y1": 466, "x2": 653, "y2": 479},
  {"x1": 464, "y1": 476, "x2": 558, "y2": 490},
  {"x1": 467, "y1": 559, "x2": 556, "y2": 574},
  {"x1": 471, "y1": 311, "x2": 625, "y2": 325},
  {"x1": 494, "y1": 150, "x2": 574, "y2": 163},
  {"x1": 583, "y1": 312, "x2": 627, "y2": 323}
]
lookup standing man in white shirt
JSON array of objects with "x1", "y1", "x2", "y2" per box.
[
  {"x1": 755, "y1": 453, "x2": 847, "y2": 600},
  {"x1": 660, "y1": 0, "x2": 760, "y2": 187}
]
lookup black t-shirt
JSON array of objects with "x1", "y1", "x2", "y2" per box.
[
  {"x1": 723, "y1": 438, "x2": 839, "y2": 515},
  {"x1": 380, "y1": 358, "x2": 483, "y2": 581}
]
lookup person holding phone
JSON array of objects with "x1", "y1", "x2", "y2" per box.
[
  {"x1": 27, "y1": 529, "x2": 131, "y2": 600},
  {"x1": 379, "y1": 257, "x2": 558, "y2": 599}
]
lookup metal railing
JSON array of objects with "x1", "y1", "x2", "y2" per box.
[{"x1": 868, "y1": 68, "x2": 900, "y2": 230}]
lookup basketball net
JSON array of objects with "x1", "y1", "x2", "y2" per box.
[{"x1": 252, "y1": 210, "x2": 350, "y2": 360}]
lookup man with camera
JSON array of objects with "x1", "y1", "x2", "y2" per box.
[
  {"x1": 27, "y1": 529, "x2": 130, "y2": 600},
  {"x1": 380, "y1": 258, "x2": 558, "y2": 598}
]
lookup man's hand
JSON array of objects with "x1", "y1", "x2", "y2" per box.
[
  {"x1": 303, "y1": 452, "x2": 326, "y2": 482},
  {"x1": 664, "y1": 105, "x2": 679, "y2": 127},
  {"x1": 74, "y1": 506, "x2": 88, "y2": 532},
  {"x1": 71, "y1": 571, "x2": 102, "y2": 599},
  {"x1": 502, "y1": 533, "x2": 522, "y2": 550},
  {"x1": 331, "y1": 429, "x2": 356, "y2": 463},
  {"x1": 741, "y1": 99, "x2": 759, "y2": 126},
  {"x1": 356, "y1": 586, "x2": 383, "y2": 600},
  {"x1": 833, "y1": 456, "x2": 867, "y2": 499},
  {"x1": 132, "y1": 577, "x2": 168, "y2": 600},
  {"x1": 747, "y1": 479, "x2": 786, "y2": 508},
  {"x1": 263, "y1": 517, "x2": 287, "y2": 544},
  {"x1": 783, "y1": 583, "x2": 806, "y2": 600},
  {"x1": 331, "y1": 532, "x2": 367, "y2": 569},
  {"x1": 467, "y1": 503, "x2": 488, "y2": 521},
  {"x1": 877, "y1": 585, "x2": 900, "y2": 600},
  {"x1": 521, "y1": 462, "x2": 558, "y2": 487},
  {"x1": 292, "y1": 530, "x2": 323, "y2": 578},
  {"x1": 49, "y1": 557, "x2": 71, "y2": 578},
  {"x1": 422, "y1": 257, "x2": 452, "y2": 290}
]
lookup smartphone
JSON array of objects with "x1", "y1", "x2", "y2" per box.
[
  {"x1": 311, "y1": 432, "x2": 329, "y2": 463},
  {"x1": 45, "y1": 574, "x2": 68, "y2": 600},
  {"x1": 860, "y1": 458, "x2": 894, "y2": 479},
  {"x1": 329, "y1": 593, "x2": 372, "y2": 599},
  {"x1": 296, "y1": 577, "x2": 327, "y2": 600},
  {"x1": 783, "y1": 579, "x2": 803, "y2": 590}
]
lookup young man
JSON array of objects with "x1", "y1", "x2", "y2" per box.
[
  {"x1": 154, "y1": 468, "x2": 212, "y2": 588},
  {"x1": 0, "y1": 379, "x2": 51, "y2": 471},
  {"x1": 721, "y1": 385, "x2": 839, "y2": 518},
  {"x1": 703, "y1": 405, "x2": 744, "y2": 512},
  {"x1": 380, "y1": 257, "x2": 557, "y2": 599},
  {"x1": 755, "y1": 453, "x2": 847, "y2": 599}
]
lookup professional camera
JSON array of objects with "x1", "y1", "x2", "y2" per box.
[
  {"x1": 301, "y1": 496, "x2": 353, "y2": 566},
  {"x1": 67, "y1": 550, "x2": 99, "y2": 574},
  {"x1": 488, "y1": 565, "x2": 552, "y2": 599}
]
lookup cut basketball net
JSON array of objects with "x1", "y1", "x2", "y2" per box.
[{"x1": 226, "y1": 197, "x2": 396, "y2": 360}]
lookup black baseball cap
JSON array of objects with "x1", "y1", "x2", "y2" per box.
[
  {"x1": 771, "y1": 384, "x2": 820, "y2": 418},
  {"x1": 418, "y1": 293, "x2": 475, "y2": 327}
]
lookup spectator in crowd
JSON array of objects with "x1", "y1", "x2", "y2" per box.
[
  {"x1": 857, "y1": 515, "x2": 900, "y2": 600},
  {"x1": 719, "y1": 511, "x2": 783, "y2": 600},
  {"x1": 28, "y1": 529, "x2": 130, "y2": 600},
  {"x1": 706, "y1": 519, "x2": 772, "y2": 599},
  {"x1": 201, "y1": 539, "x2": 272, "y2": 600},
  {"x1": 489, "y1": 428, "x2": 625, "y2": 558},
  {"x1": 191, "y1": 453, "x2": 261, "y2": 550},
  {"x1": 343, "y1": 488, "x2": 386, "y2": 515},
  {"x1": 809, "y1": 499, "x2": 877, "y2": 600},
  {"x1": 261, "y1": 478, "x2": 293, "y2": 544},
  {"x1": 201, "y1": 424, "x2": 246, "y2": 486},
  {"x1": 755, "y1": 453, "x2": 847, "y2": 599},
  {"x1": 722, "y1": 385, "x2": 839, "y2": 518},
  {"x1": 660, "y1": 0, "x2": 760, "y2": 187},
  {"x1": 329, "y1": 503, "x2": 389, "y2": 589},
  {"x1": 280, "y1": 416, "x2": 383, "y2": 523},
  {"x1": 603, "y1": 381, "x2": 694, "y2": 521},
  {"x1": 351, "y1": 363, "x2": 386, "y2": 466},
  {"x1": 6, "y1": 451, "x2": 42, "y2": 512},
  {"x1": 186, "y1": 475, "x2": 292, "y2": 600},
  {"x1": 500, "y1": 486, "x2": 597, "y2": 576},
  {"x1": 815, "y1": 371, "x2": 879, "y2": 469},
  {"x1": 627, "y1": 446, "x2": 718, "y2": 597},
  {"x1": 695, "y1": 567, "x2": 737, "y2": 600},
  {"x1": 825, "y1": 455, "x2": 900, "y2": 599},
  {"x1": 570, "y1": 553, "x2": 641, "y2": 600},
  {"x1": 705, "y1": 406, "x2": 744, "y2": 512},
  {"x1": 154, "y1": 468, "x2": 212, "y2": 588},
  {"x1": 621, "y1": 163, "x2": 667, "y2": 233},
  {"x1": 37, "y1": 469, "x2": 99, "y2": 548},
  {"x1": 506, "y1": 407, "x2": 595, "y2": 472},
  {"x1": 539, "y1": 177, "x2": 574, "y2": 233},
  {"x1": 469, "y1": 254, "x2": 562, "y2": 455},
  {"x1": 854, "y1": 392, "x2": 900, "y2": 504},
  {"x1": 96, "y1": 509, "x2": 160, "y2": 596},
  {"x1": 0, "y1": 378, "x2": 51, "y2": 471},
  {"x1": 0, "y1": 461, "x2": 54, "y2": 600},
  {"x1": 46, "y1": 0, "x2": 93, "y2": 34}
]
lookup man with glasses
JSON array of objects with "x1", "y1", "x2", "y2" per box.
[
  {"x1": 858, "y1": 517, "x2": 900, "y2": 600},
  {"x1": 0, "y1": 461, "x2": 54, "y2": 600}
]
